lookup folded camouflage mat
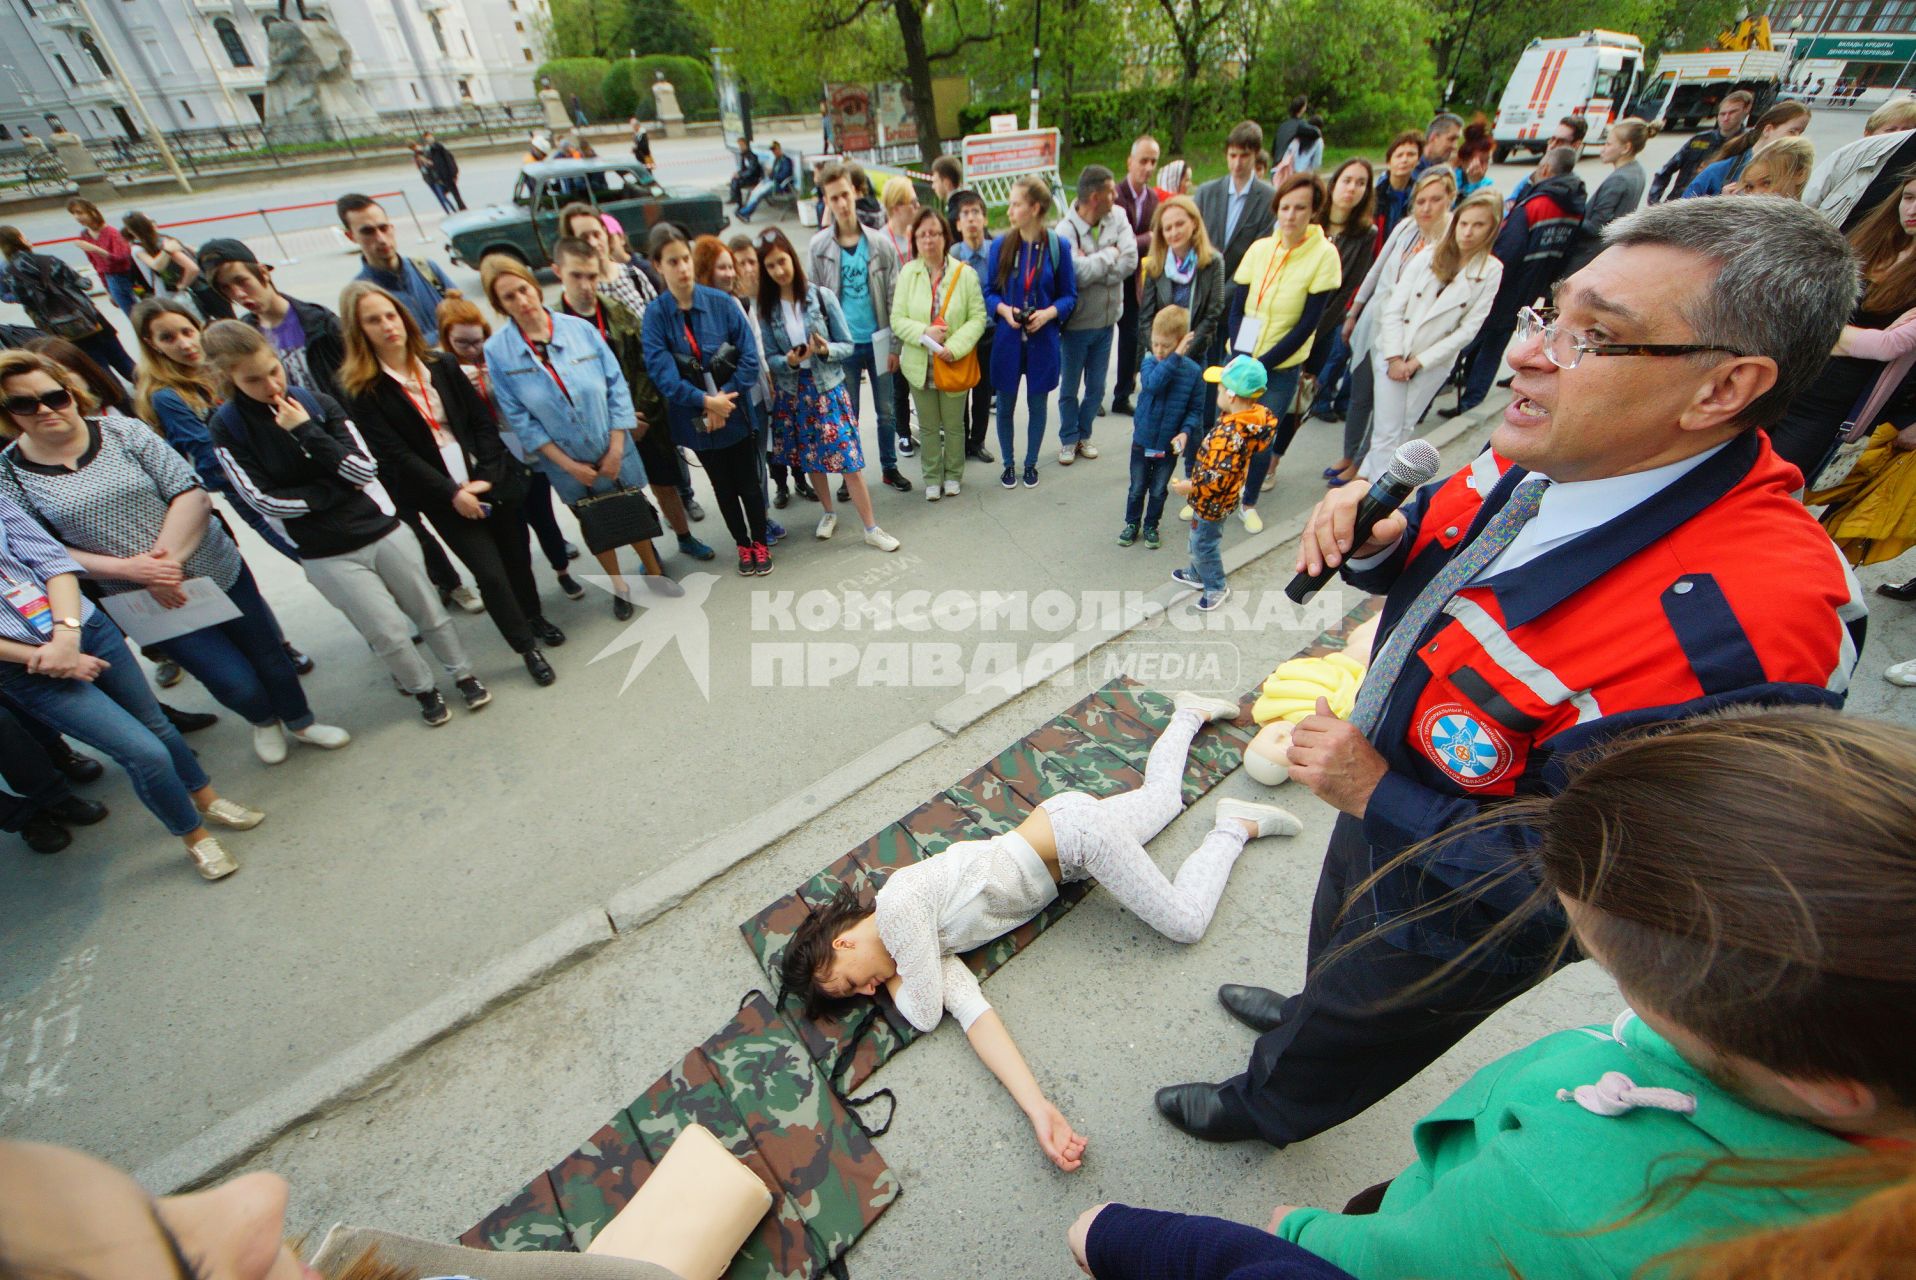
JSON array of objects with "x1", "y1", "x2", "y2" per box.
[{"x1": 460, "y1": 992, "x2": 898, "y2": 1279}]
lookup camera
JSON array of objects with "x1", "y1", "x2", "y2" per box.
[{"x1": 1012, "y1": 305, "x2": 1037, "y2": 328}]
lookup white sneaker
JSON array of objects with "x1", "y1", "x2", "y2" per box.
[
  {"x1": 1887, "y1": 659, "x2": 1916, "y2": 687},
  {"x1": 1076, "y1": 441, "x2": 1100, "y2": 460},
  {"x1": 943, "y1": 479, "x2": 961, "y2": 497},
  {"x1": 448, "y1": 584, "x2": 486, "y2": 614},
  {"x1": 926, "y1": 486, "x2": 941, "y2": 502},
  {"x1": 1058, "y1": 445, "x2": 1076, "y2": 466},
  {"x1": 1239, "y1": 507, "x2": 1265, "y2": 534},
  {"x1": 199, "y1": 797, "x2": 265, "y2": 830},
  {"x1": 1215, "y1": 798, "x2": 1304, "y2": 839},
  {"x1": 290, "y1": 722, "x2": 351, "y2": 750},
  {"x1": 1172, "y1": 691, "x2": 1242, "y2": 723},
  {"x1": 863, "y1": 525, "x2": 900, "y2": 552},
  {"x1": 1178, "y1": 503, "x2": 1195, "y2": 521},
  {"x1": 252, "y1": 722, "x2": 288, "y2": 765},
  {"x1": 187, "y1": 836, "x2": 239, "y2": 881},
  {"x1": 815, "y1": 512, "x2": 838, "y2": 540}
]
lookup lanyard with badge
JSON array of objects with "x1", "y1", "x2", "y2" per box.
[
  {"x1": 518, "y1": 313, "x2": 573, "y2": 404},
  {"x1": 1234, "y1": 240, "x2": 1297, "y2": 355}
]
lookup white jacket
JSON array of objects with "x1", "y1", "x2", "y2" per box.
[
  {"x1": 1805, "y1": 129, "x2": 1915, "y2": 227},
  {"x1": 1377, "y1": 250, "x2": 1503, "y2": 373},
  {"x1": 1350, "y1": 215, "x2": 1434, "y2": 363},
  {"x1": 1059, "y1": 203, "x2": 1140, "y2": 331}
]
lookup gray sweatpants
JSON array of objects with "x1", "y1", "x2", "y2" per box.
[{"x1": 304, "y1": 523, "x2": 472, "y2": 695}]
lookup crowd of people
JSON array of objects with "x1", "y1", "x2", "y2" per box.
[{"x1": 1, "y1": 92, "x2": 1916, "y2": 1280}]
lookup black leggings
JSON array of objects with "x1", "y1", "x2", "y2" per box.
[
  {"x1": 426, "y1": 504, "x2": 543, "y2": 653},
  {"x1": 521, "y1": 469, "x2": 570, "y2": 571},
  {"x1": 699, "y1": 435, "x2": 768, "y2": 548}
]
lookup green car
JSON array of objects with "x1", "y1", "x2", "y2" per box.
[{"x1": 442, "y1": 157, "x2": 728, "y2": 270}]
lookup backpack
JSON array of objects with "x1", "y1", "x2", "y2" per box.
[{"x1": 17, "y1": 255, "x2": 102, "y2": 339}]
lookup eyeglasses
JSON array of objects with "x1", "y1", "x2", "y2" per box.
[
  {"x1": 1515, "y1": 306, "x2": 1747, "y2": 371},
  {"x1": 2, "y1": 388, "x2": 73, "y2": 417}
]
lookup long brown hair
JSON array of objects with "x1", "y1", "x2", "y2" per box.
[
  {"x1": 1709, "y1": 100, "x2": 1811, "y2": 165},
  {"x1": 753, "y1": 225, "x2": 809, "y2": 326},
  {"x1": 1316, "y1": 158, "x2": 1376, "y2": 243},
  {"x1": 1142, "y1": 194, "x2": 1216, "y2": 279},
  {"x1": 1429, "y1": 190, "x2": 1501, "y2": 286},
  {"x1": 130, "y1": 297, "x2": 218, "y2": 422},
  {"x1": 993, "y1": 176, "x2": 1055, "y2": 291},
  {"x1": 335, "y1": 280, "x2": 431, "y2": 398},
  {"x1": 1338, "y1": 708, "x2": 1916, "y2": 1277},
  {"x1": 1848, "y1": 166, "x2": 1916, "y2": 314}
]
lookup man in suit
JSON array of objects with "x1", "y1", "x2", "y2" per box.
[
  {"x1": 1110, "y1": 134, "x2": 1161, "y2": 416},
  {"x1": 1193, "y1": 121, "x2": 1277, "y2": 432}
]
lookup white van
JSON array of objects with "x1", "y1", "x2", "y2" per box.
[
  {"x1": 1492, "y1": 30, "x2": 1644, "y2": 163},
  {"x1": 1630, "y1": 50, "x2": 1786, "y2": 129}
]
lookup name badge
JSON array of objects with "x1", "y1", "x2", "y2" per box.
[
  {"x1": 1232, "y1": 315, "x2": 1264, "y2": 355},
  {"x1": 1, "y1": 578, "x2": 54, "y2": 639}
]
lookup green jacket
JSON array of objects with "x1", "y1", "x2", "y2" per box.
[
  {"x1": 1279, "y1": 1011, "x2": 1860, "y2": 1280},
  {"x1": 889, "y1": 255, "x2": 986, "y2": 392}
]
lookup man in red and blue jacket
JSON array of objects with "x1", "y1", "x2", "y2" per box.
[{"x1": 1157, "y1": 195, "x2": 1869, "y2": 1147}]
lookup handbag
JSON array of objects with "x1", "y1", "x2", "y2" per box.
[
  {"x1": 571, "y1": 481, "x2": 662, "y2": 554},
  {"x1": 930, "y1": 263, "x2": 980, "y2": 393},
  {"x1": 1811, "y1": 384, "x2": 1883, "y2": 491}
]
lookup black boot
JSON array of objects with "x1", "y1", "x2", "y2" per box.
[
  {"x1": 46, "y1": 741, "x2": 103, "y2": 784},
  {"x1": 1217, "y1": 983, "x2": 1288, "y2": 1033},
  {"x1": 20, "y1": 812, "x2": 70, "y2": 854}
]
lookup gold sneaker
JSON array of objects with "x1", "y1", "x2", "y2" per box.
[
  {"x1": 187, "y1": 837, "x2": 239, "y2": 881},
  {"x1": 199, "y1": 797, "x2": 265, "y2": 830}
]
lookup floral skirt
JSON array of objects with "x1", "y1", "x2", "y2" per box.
[{"x1": 771, "y1": 370, "x2": 865, "y2": 475}]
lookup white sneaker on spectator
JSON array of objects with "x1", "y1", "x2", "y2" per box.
[
  {"x1": 290, "y1": 723, "x2": 351, "y2": 749},
  {"x1": 1058, "y1": 445, "x2": 1076, "y2": 466},
  {"x1": 1240, "y1": 507, "x2": 1265, "y2": 534},
  {"x1": 1077, "y1": 442, "x2": 1100, "y2": 460},
  {"x1": 187, "y1": 837, "x2": 239, "y2": 881},
  {"x1": 926, "y1": 486, "x2": 941, "y2": 502},
  {"x1": 863, "y1": 526, "x2": 900, "y2": 552},
  {"x1": 1887, "y1": 659, "x2": 1916, "y2": 687},
  {"x1": 448, "y1": 585, "x2": 485, "y2": 614},
  {"x1": 253, "y1": 723, "x2": 288, "y2": 765},
  {"x1": 815, "y1": 513, "x2": 838, "y2": 540},
  {"x1": 943, "y1": 479, "x2": 961, "y2": 497}
]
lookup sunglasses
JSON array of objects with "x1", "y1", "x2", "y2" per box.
[{"x1": 2, "y1": 388, "x2": 74, "y2": 416}]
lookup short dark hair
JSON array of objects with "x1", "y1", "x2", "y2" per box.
[
  {"x1": 0, "y1": 225, "x2": 30, "y2": 256},
  {"x1": 1288, "y1": 95, "x2": 1308, "y2": 116},
  {"x1": 778, "y1": 885, "x2": 875, "y2": 1020},
  {"x1": 335, "y1": 193, "x2": 380, "y2": 227},
  {"x1": 558, "y1": 201, "x2": 603, "y2": 237},
  {"x1": 1558, "y1": 114, "x2": 1591, "y2": 143},
  {"x1": 647, "y1": 221, "x2": 690, "y2": 259},
  {"x1": 931, "y1": 155, "x2": 964, "y2": 186},
  {"x1": 552, "y1": 235, "x2": 600, "y2": 267},
  {"x1": 1272, "y1": 171, "x2": 1327, "y2": 214},
  {"x1": 1386, "y1": 129, "x2": 1424, "y2": 162},
  {"x1": 949, "y1": 189, "x2": 986, "y2": 218},
  {"x1": 814, "y1": 159, "x2": 853, "y2": 194},
  {"x1": 1226, "y1": 120, "x2": 1263, "y2": 152},
  {"x1": 1076, "y1": 163, "x2": 1114, "y2": 203}
]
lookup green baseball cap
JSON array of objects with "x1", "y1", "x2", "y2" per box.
[{"x1": 1203, "y1": 354, "x2": 1267, "y2": 399}]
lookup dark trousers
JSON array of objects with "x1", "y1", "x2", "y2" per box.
[
  {"x1": 1114, "y1": 269, "x2": 1142, "y2": 402},
  {"x1": 1458, "y1": 309, "x2": 1518, "y2": 411},
  {"x1": 401, "y1": 507, "x2": 462, "y2": 594},
  {"x1": 521, "y1": 470, "x2": 571, "y2": 572},
  {"x1": 1219, "y1": 814, "x2": 1547, "y2": 1146},
  {"x1": 966, "y1": 328, "x2": 995, "y2": 451},
  {"x1": 0, "y1": 700, "x2": 71, "y2": 832},
  {"x1": 444, "y1": 180, "x2": 466, "y2": 211},
  {"x1": 78, "y1": 327, "x2": 135, "y2": 380},
  {"x1": 426, "y1": 503, "x2": 542, "y2": 653},
  {"x1": 893, "y1": 362, "x2": 914, "y2": 444},
  {"x1": 699, "y1": 435, "x2": 768, "y2": 548},
  {"x1": 1124, "y1": 446, "x2": 1175, "y2": 528},
  {"x1": 162, "y1": 563, "x2": 313, "y2": 728}
]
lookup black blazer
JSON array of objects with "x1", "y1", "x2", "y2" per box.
[
  {"x1": 1193, "y1": 175, "x2": 1276, "y2": 280},
  {"x1": 344, "y1": 351, "x2": 515, "y2": 515},
  {"x1": 1136, "y1": 254, "x2": 1227, "y2": 358}
]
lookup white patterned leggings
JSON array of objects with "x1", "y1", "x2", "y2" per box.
[{"x1": 1041, "y1": 708, "x2": 1249, "y2": 944}]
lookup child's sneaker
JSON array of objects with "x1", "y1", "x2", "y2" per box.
[
  {"x1": 1170, "y1": 568, "x2": 1202, "y2": 590},
  {"x1": 1196, "y1": 587, "x2": 1233, "y2": 612},
  {"x1": 1143, "y1": 525, "x2": 1161, "y2": 549},
  {"x1": 1118, "y1": 523, "x2": 1138, "y2": 547},
  {"x1": 1239, "y1": 506, "x2": 1265, "y2": 534}
]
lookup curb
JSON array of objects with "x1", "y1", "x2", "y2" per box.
[{"x1": 136, "y1": 398, "x2": 1501, "y2": 1193}]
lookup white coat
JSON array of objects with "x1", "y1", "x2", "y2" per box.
[
  {"x1": 1349, "y1": 216, "x2": 1433, "y2": 364},
  {"x1": 1376, "y1": 250, "x2": 1503, "y2": 375}
]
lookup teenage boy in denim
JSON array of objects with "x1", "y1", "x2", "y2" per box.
[
  {"x1": 1121, "y1": 306, "x2": 1202, "y2": 550},
  {"x1": 949, "y1": 191, "x2": 997, "y2": 464},
  {"x1": 1170, "y1": 356, "x2": 1276, "y2": 611}
]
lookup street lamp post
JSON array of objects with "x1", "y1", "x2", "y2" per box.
[
  {"x1": 68, "y1": 0, "x2": 192, "y2": 192},
  {"x1": 1028, "y1": 0, "x2": 1041, "y2": 129}
]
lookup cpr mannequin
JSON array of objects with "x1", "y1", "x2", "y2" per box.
[{"x1": 1243, "y1": 616, "x2": 1379, "y2": 786}]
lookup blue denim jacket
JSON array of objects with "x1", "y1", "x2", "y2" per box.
[
  {"x1": 483, "y1": 310, "x2": 643, "y2": 504},
  {"x1": 753, "y1": 284, "x2": 855, "y2": 397},
  {"x1": 641, "y1": 284, "x2": 762, "y2": 451}
]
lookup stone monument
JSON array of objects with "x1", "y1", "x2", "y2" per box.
[
  {"x1": 651, "y1": 72, "x2": 686, "y2": 138},
  {"x1": 539, "y1": 78, "x2": 571, "y2": 132},
  {"x1": 263, "y1": 11, "x2": 379, "y2": 140},
  {"x1": 47, "y1": 124, "x2": 111, "y2": 200}
]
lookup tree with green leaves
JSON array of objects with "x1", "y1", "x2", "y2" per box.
[{"x1": 1153, "y1": 0, "x2": 1233, "y2": 150}]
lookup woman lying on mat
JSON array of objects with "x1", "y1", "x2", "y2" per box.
[{"x1": 781, "y1": 692, "x2": 1302, "y2": 1172}]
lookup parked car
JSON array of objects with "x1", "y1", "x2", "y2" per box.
[{"x1": 442, "y1": 157, "x2": 727, "y2": 270}]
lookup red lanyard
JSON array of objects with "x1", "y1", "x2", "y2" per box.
[
  {"x1": 888, "y1": 225, "x2": 911, "y2": 263},
  {"x1": 1021, "y1": 238, "x2": 1043, "y2": 299},
  {"x1": 682, "y1": 318, "x2": 701, "y2": 363},
  {"x1": 589, "y1": 302, "x2": 608, "y2": 342},
  {"x1": 396, "y1": 366, "x2": 449, "y2": 446},
  {"x1": 518, "y1": 313, "x2": 571, "y2": 403}
]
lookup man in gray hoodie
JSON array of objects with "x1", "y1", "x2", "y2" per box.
[{"x1": 1056, "y1": 165, "x2": 1139, "y2": 465}]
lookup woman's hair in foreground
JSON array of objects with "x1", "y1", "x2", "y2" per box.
[
  {"x1": 1340, "y1": 706, "x2": 1916, "y2": 1278},
  {"x1": 778, "y1": 884, "x2": 873, "y2": 1020}
]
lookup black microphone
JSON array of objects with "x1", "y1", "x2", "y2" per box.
[{"x1": 1285, "y1": 440, "x2": 1442, "y2": 603}]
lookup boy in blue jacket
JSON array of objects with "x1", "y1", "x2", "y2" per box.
[{"x1": 1121, "y1": 306, "x2": 1203, "y2": 549}]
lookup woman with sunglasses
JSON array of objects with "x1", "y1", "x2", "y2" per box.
[
  {"x1": 0, "y1": 348, "x2": 350, "y2": 768},
  {"x1": 0, "y1": 365, "x2": 267, "y2": 882}
]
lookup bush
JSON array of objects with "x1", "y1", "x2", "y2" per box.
[
  {"x1": 603, "y1": 56, "x2": 717, "y2": 121},
  {"x1": 535, "y1": 58, "x2": 613, "y2": 120}
]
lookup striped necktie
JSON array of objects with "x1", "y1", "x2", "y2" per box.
[{"x1": 1350, "y1": 478, "x2": 1550, "y2": 738}]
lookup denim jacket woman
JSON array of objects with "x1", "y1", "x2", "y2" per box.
[
  {"x1": 483, "y1": 309, "x2": 642, "y2": 504},
  {"x1": 640, "y1": 282, "x2": 762, "y2": 452},
  {"x1": 755, "y1": 283, "x2": 855, "y2": 397}
]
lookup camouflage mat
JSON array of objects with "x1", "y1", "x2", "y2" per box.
[{"x1": 460, "y1": 992, "x2": 899, "y2": 1279}]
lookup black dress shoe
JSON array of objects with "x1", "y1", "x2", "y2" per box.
[
  {"x1": 1877, "y1": 576, "x2": 1916, "y2": 602},
  {"x1": 1218, "y1": 983, "x2": 1289, "y2": 1033},
  {"x1": 612, "y1": 594, "x2": 635, "y2": 621},
  {"x1": 1437, "y1": 404, "x2": 1472, "y2": 419},
  {"x1": 1154, "y1": 1083, "x2": 1261, "y2": 1143},
  {"x1": 161, "y1": 703, "x2": 218, "y2": 734},
  {"x1": 20, "y1": 812, "x2": 70, "y2": 854},
  {"x1": 968, "y1": 445, "x2": 996, "y2": 464},
  {"x1": 773, "y1": 487, "x2": 791, "y2": 509},
  {"x1": 47, "y1": 796, "x2": 107, "y2": 826},
  {"x1": 1111, "y1": 397, "x2": 1133, "y2": 416},
  {"x1": 523, "y1": 647, "x2": 557, "y2": 686},
  {"x1": 883, "y1": 469, "x2": 914, "y2": 493},
  {"x1": 47, "y1": 743, "x2": 103, "y2": 784},
  {"x1": 283, "y1": 642, "x2": 315, "y2": 674},
  {"x1": 836, "y1": 481, "x2": 851, "y2": 501},
  {"x1": 531, "y1": 616, "x2": 567, "y2": 647}
]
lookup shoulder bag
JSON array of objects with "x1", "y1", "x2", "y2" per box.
[
  {"x1": 930, "y1": 263, "x2": 980, "y2": 393},
  {"x1": 572, "y1": 481, "x2": 663, "y2": 554}
]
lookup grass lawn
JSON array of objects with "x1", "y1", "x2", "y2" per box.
[{"x1": 1069, "y1": 129, "x2": 1378, "y2": 188}]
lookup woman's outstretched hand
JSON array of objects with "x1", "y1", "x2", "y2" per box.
[{"x1": 1029, "y1": 1098, "x2": 1087, "y2": 1171}]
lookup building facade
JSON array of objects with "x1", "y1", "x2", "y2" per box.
[
  {"x1": 0, "y1": 0, "x2": 548, "y2": 144},
  {"x1": 1771, "y1": 0, "x2": 1916, "y2": 93}
]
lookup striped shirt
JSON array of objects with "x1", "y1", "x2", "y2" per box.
[{"x1": 0, "y1": 493, "x2": 92, "y2": 648}]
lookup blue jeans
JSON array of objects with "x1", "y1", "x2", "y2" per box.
[
  {"x1": 1057, "y1": 325, "x2": 1113, "y2": 447},
  {"x1": 102, "y1": 271, "x2": 137, "y2": 315},
  {"x1": 1187, "y1": 516, "x2": 1226, "y2": 594},
  {"x1": 161, "y1": 563, "x2": 314, "y2": 730},
  {"x1": 0, "y1": 612, "x2": 210, "y2": 836},
  {"x1": 1241, "y1": 365, "x2": 1302, "y2": 509},
  {"x1": 995, "y1": 381, "x2": 1051, "y2": 470},
  {"x1": 739, "y1": 177, "x2": 794, "y2": 218},
  {"x1": 1308, "y1": 329, "x2": 1353, "y2": 418},
  {"x1": 1125, "y1": 446, "x2": 1176, "y2": 528},
  {"x1": 842, "y1": 342, "x2": 898, "y2": 471}
]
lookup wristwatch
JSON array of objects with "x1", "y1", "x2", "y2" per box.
[{"x1": 53, "y1": 616, "x2": 81, "y2": 633}]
